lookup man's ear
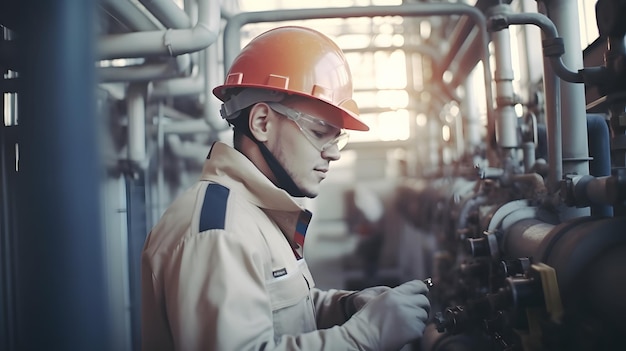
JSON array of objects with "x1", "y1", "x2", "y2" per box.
[{"x1": 249, "y1": 103, "x2": 272, "y2": 142}]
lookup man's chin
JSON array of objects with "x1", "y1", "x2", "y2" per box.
[{"x1": 299, "y1": 185, "x2": 319, "y2": 198}]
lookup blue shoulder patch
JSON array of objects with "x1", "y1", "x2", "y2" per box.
[{"x1": 199, "y1": 183, "x2": 230, "y2": 232}]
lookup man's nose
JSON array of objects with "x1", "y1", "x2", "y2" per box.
[{"x1": 321, "y1": 144, "x2": 341, "y2": 161}]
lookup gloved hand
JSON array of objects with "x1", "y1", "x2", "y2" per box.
[
  {"x1": 342, "y1": 286, "x2": 392, "y2": 317},
  {"x1": 341, "y1": 280, "x2": 430, "y2": 351}
]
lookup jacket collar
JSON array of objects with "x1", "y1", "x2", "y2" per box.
[{"x1": 200, "y1": 142, "x2": 312, "y2": 254}]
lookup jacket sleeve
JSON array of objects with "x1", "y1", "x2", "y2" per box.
[
  {"x1": 310, "y1": 287, "x2": 354, "y2": 329},
  {"x1": 162, "y1": 229, "x2": 368, "y2": 351}
]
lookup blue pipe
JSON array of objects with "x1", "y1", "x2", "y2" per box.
[
  {"x1": 587, "y1": 114, "x2": 613, "y2": 217},
  {"x1": 14, "y1": 1, "x2": 111, "y2": 350}
]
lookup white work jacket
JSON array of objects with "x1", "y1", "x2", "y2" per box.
[{"x1": 141, "y1": 142, "x2": 360, "y2": 351}]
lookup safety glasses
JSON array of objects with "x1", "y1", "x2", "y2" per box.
[{"x1": 267, "y1": 102, "x2": 349, "y2": 152}]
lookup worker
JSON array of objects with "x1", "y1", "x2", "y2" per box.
[{"x1": 141, "y1": 25, "x2": 430, "y2": 351}]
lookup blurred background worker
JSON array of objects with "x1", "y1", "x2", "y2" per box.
[{"x1": 141, "y1": 26, "x2": 431, "y2": 350}]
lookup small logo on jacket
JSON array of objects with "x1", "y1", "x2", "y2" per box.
[{"x1": 272, "y1": 268, "x2": 287, "y2": 278}]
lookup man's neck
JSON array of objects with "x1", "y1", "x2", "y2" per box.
[{"x1": 238, "y1": 134, "x2": 278, "y2": 186}]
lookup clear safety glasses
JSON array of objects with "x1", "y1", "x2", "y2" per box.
[{"x1": 267, "y1": 102, "x2": 349, "y2": 152}]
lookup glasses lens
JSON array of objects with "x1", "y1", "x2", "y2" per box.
[
  {"x1": 322, "y1": 132, "x2": 349, "y2": 151},
  {"x1": 268, "y1": 103, "x2": 348, "y2": 152}
]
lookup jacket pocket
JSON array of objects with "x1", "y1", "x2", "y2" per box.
[{"x1": 267, "y1": 273, "x2": 316, "y2": 338}]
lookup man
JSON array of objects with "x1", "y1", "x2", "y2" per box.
[{"x1": 141, "y1": 26, "x2": 430, "y2": 351}]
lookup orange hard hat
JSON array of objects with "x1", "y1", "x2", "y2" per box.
[{"x1": 213, "y1": 26, "x2": 369, "y2": 131}]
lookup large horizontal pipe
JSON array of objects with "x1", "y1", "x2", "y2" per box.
[{"x1": 98, "y1": 0, "x2": 219, "y2": 60}]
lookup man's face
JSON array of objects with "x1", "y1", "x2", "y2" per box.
[{"x1": 265, "y1": 99, "x2": 344, "y2": 198}]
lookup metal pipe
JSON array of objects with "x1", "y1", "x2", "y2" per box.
[
  {"x1": 523, "y1": 142, "x2": 536, "y2": 173},
  {"x1": 150, "y1": 71, "x2": 204, "y2": 96},
  {"x1": 438, "y1": 15, "x2": 476, "y2": 77},
  {"x1": 542, "y1": 51, "x2": 563, "y2": 194},
  {"x1": 490, "y1": 5, "x2": 518, "y2": 151},
  {"x1": 224, "y1": 4, "x2": 486, "y2": 69},
  {"x1": 503, "y1": 218, "x2": 555, "y2": 260},
  {"x1": 14, "y1": 0, "x2": 110, "y2": 349},
  {"x1": 162, "y1": 119, "x2": 211, "y2": 134},
  {"x1": 98, "y1": 56, "x2": 187, "y2": 83},
  {"x1": 127, "y1": 83, "x2": 147, "y2": 164},
  {"x1": 570, "y1": 175, "x2": 622, "y2": 206},
  {"x1": 166, "y1": 134, "x2": 211, "y2": 161},
  {"x1": 204, "y1": 41, "x2": 228, "y2": 133},
  {"x1": 98, "y1": 0, "x2": 220, "y2": 60},
  {"x1": 100, "y1": 0, "x2": 163, "y2": 31},
  {"x1": 587, "y1": 114, "x2": 613, "y2": 217},
  {"x1": 149, "y1": 1, "x2": 205, "y2": 96},
  {"x1": 462, "y1": 69, "x2": 482, "y2": 152},
  {"x1": 542, "y1": 0, "x2": 590, "y2": 219},
  {"x1": 499, "y1": 12, "x2": 583, "y2": 83},
  {"x1": 138, "y1": 0, "x2": 192, "y2": 29}
]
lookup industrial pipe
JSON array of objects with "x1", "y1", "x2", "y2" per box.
[{"x1": 98, "y1": 0, "x2": 220, "y2": 60}]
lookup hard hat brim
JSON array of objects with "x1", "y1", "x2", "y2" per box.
[{"x1": 213, "y1": 84, "x2": 370, "y2": 132}]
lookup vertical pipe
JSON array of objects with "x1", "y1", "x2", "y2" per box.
[
  {"x1": 587, "y1": 114, "x2": 613, "y2": 217},
  {"x1": 455, "y1": 110, "x2": 465, "y2": 158},
  {"x1": 125, "y1": 174, "x2": 148, "y2": 351},
  {"x1": 462, "y1": 69, "x2": 482, "y2": 153},
  {"x1": 492, "y1": 25, "x2": 519, "y2": 151},
  {"x1": 542, "y1": 0, "x2": 590, "y2": 219},
  {"x1": 542, "y1": 47, "x2": 564, "y2": 194},
  {"x1": 547, "y1": 0, "x2": 589, "y2": 170},
  {"x1": 0, "y1": 90, "x2": 18, "y2": 351},
  {"x1": 519, "y1": 0, "x2": 544, "y2": 100},
  {"x1": 523, "y1": 142, "x2": 536, "y2": 172},
  {"x1": 428, "y1": 115, "x2": 441, "y2": 172},
  {"x1": 15, "y1": 1, "x2": 110, "y2": 350},
  {"x1": 127, "y1": 83, "x2": 147, "y2": 164}
]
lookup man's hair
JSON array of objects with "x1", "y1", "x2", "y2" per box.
[{"x1": 230, "y1": 105, "x2": 253, "y2": 150}]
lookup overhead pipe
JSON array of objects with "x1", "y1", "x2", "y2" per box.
[
  {"x1": 99, "y1": 55, "x2": 190, "y2": 83},
  {"x1": 138, "y1": 0, "x2": 192, "y2": 29},
  {"x1": 150, "y1": 0, "x2": 205, "y2": 97},
  {"x1": 438, "y1": 15, "x2": 478, "y2": 81},
  {"x1": 150, "y1": 0, "x2": 202, "y2": 97},
  {"x1": 448, "y1": 34, "x2": 483, "y2": 88},
  {"x1": 98, "y1": 0, "x2": 220, "y2": 60},
  {"x1": 492, "y1": 11, "x2": 582, "y2": 83},
  {"x1": 98, "y1": 0, "x2": 207, "y2": 82},
  {"x1": 100, "y1": 0, "x2": 163, "y2": 31},
  {"x1": 150, "y1": 68, "x2": 203, "y2": 96}
]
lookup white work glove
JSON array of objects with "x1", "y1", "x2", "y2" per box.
[
  {"x1": 342, "y1": 280, "x2": 430, "y2": 351},
  {"x1": 342, "y1": 286, "x2": 392, "y2": 317}
]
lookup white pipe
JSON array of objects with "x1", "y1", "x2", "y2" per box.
[
  {"x1": 99, "y1": 55, "x2": 189, "y2": 82},
  {"x1": 127, "y1": 84, "x2": 147, "y2": 163},
  {"x1": 99, "y1": 0, "x2": 220, "y2": 60},
  {"x1": 100, "y1": 0, "x2": 163, "y2": 31},
  {"x1": 138, "y1": 0, "x2": 192, "y2": 29}
]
